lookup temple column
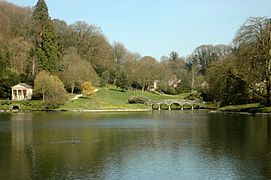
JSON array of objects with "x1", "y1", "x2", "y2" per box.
[
  {"x1": 22, "y1": 90, "x2": 25, "y2": 100},
  {"x1": 12, "y1": 89, "x2": 14, "y2": 100}
]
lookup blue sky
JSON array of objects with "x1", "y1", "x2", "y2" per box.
[{"x1": 7, "y1": 0, "x2": 271, "y2": 59}]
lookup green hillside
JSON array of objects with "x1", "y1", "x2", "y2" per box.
[{"x1": 59, "y1": 86, "x2": 189, "y2": 111}]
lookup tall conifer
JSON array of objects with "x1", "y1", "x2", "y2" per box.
[{"x1": 32, "y1": 0, "x2": 61, "y2": 73}]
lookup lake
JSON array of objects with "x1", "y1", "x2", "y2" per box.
[{"x1": 0, "y1": 111, "x2": 271, "y2": 179}]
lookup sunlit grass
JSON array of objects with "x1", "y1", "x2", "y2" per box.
[
  {"x1": 59, "y1": 86, "x2": 189, "y2": 110},
  {"x1": 218, "y1": 103, "x2": 263, "y2": 112}
]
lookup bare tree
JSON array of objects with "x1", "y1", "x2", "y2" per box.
[
  {"x1": 190, "y1": 44, "x2": 231, "y2": 75},
  {"x1": 233, "y1": 17, "x2": 271, "y2": 105},
  {"x1": 135, "y1": 56, "x2": 158, "y2": 92},
  {"x1": 61, "y1": 48, "x2": 100, "y2": 94}
]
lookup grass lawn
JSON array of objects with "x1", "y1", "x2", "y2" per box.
[
  {"x1": 218, "y1": 103, "x2": 265, "y2": 113},
  {"x1": 59, "y1": 86, "x2": 190, "y2": 110},
  {"x1": 0, "y1": 100, "x2": 44, "y2": 111}
]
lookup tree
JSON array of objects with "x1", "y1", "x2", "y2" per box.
[
  {"x1": 206, "y1": 57, "x2": 250, "y2": 106},
  {"x1": 61, "y1": 48, "x2": 100, "y2": 94},
  {"x1": 68, "y1": 21, "x2": 114, "y2": 77},
  {"x1": 0, "y1": 1, "x2": 32, "y2": 38},
  {"x1": 112, "y1": 41, "x2": 127, "y2": 65},
  {"x1": 116, "y1": 71, "x2": 129, "y2": 91},
  {"x1": 190, "y1": 44, "x2": 231, "y2": 75},
  {"x1": 100, "y1": 70, "x2": 110, "y2": 86},
  {"x1": 8, "y1": 37, "x2": 32, "y2": 74},
  {"x1": 169, "y1": 51, "x2": 179, "y2": 61},
  {"x1": 0, "y1": 1, "x2": 33, "y2": 76},
  {"x1": 190, "y1": 45, "x2": 217, "y2": 75},
  {"x1": 34, "y1": 71, "x2": 67, "y2": 104},
  {"x1": 0, "y1": 45, "x2": 9, "y2": 74},
  {"x1": 233, "y1": 17, "x2": 271, "y2": 105},
  {"x1": 158, "y1": 53, "x2": 191, "y2": 94},
  {"x1": 81, "y1": 81, "x2": 95, "y2": 96},
  {"x1": 122, "y1": 51, "x2": 141, "y2": 88},
  {"x1": 176, "y1": 68, "x2": 191, "y2": 93},
  {"x1": 53, "y1": 19, "x2": 72, "y2": 52},
  {"x1": 32, "y1": 0, "x2": 61, "y2": 73},
  {"x1": 111, "y1": 41, "x2": 128, "y2": 84},
  {"x1": 156, "y1": 60, "x2": 174, "y2": 92},
  {"x1": 168, "y1": 51, "x2": 186, "y2": 76},
  {"x1": 135, "y1": 56, "x2": 158, "y2": 91},
  {"x1": 0, "y1": 69, "x2": 20, "y2": 99}
]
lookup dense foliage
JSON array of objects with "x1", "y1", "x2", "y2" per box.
[
  {"x1": 34, "y1": 71, "x2": 67, "y2": 104},
  {"x1": 128, "y1": 96, "x2": 150, "y2": 104},
  {"x1": 204, "y1": 17, "x2": 271, "y2": 106},
  {"x1": 0, "y1": 0, "x2": 270, "y2": 107}
]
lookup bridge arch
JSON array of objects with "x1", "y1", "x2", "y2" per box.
[
  {"x1": 160, "y1": 103, "x2": 170, "y2": 110},
  {"x1": 169, "y1": 102, "x2": 182, "y2": 110},
  {"x1": 151, "y1": 99, "x2": 198, "y2": 111},
  {"x1": 181, "y1": 102, "x2": 194, "y2": 110},
  {"x1": 151, "y1": 103, "x2": 160, "y2": 110},
  {"x1": 12, "y1": 104, "x2": 20, "y2": 111}
]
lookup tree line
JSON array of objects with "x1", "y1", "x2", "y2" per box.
[{"x1": 0, "y1": 0, "x2": 270, "y2": 107}]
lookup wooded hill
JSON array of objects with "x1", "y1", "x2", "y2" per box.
[{"x1": 0, "y1": 0, "x2": 270, "y2": 107}]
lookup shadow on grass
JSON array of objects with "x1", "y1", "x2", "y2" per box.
[
  {"x1": 109, "y1": 88, "x2": 126, "y2": 92},
  {"x1": 79, "y1": 96, "x2": 92, "y2": 99}
]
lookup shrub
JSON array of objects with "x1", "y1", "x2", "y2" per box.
[
  {"x1": 42, "y1": 103, "x2": 60, "y2": 111},
  {"x1": 158, "y1": 85, "x2": 178, "y2": 95},
  {"x1": 184, "y1": 92, "x2": 201, "y2": 100},
  {"x1": 128, "y1": 96, "x2": 150, "y2": 104},
  {"x1": 81, "y1": 81, "x2": 95, "y2": 96},
  {"x1": 0, "y1": 100, "x2": 11, "y2": 106}
]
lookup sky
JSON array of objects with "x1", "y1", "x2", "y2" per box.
[{"x1": 7, "y1": 0, "x2": 271, "y2": 59}]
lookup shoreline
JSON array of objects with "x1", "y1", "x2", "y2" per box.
[
  {"x1": 64, "y1": 108, "x2": 150, "y2": 112},
  {"x1": 1, "y1": 109, "x2": 270, "y2": 116},
  {"x1": 0, "y1": 108, "x2": 151, "y2": 113},
  {"x1": 210, "y1": 110, "x2": 271, "y2": 116}
]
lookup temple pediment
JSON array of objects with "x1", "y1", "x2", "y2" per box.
[{"x1": 11, "y1": 83, "x2": 33, "y2": 101}]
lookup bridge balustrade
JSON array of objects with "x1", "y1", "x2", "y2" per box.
[{"x1": 151, "y1": 100, "x2": 198, "y2": 111}]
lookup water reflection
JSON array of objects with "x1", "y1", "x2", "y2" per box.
[{"x1": 0, "y1": 112, "x2": 271, "y2": 179}]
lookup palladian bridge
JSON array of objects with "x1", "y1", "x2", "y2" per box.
[{"x1": 149, "y1": 99, "x2": 200, "y2": 111}]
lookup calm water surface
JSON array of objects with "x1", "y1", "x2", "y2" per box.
[{"x1": 0, "y1": 111, "x2": 271, "y2": 179}]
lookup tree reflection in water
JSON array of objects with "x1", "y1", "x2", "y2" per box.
[{"x1": 0, "y1": 111, "x2": 270, "y2": 179}]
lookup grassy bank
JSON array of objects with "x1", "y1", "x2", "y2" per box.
[
  {"x1": 6, "y1": 87, "x2": 268, "y2": 113},
  {"x1": 58, "y1": 87, "x2": 189, "y2": 111},
  {"x1": 0, "y1": 86, "x2": 199, "y2": 111},
  {"x1": 218, "y1": 103, "x2": 271, "y2": 113},
  {"x1": 0, "y1": 100, "x2": 44, "y2": 111}
]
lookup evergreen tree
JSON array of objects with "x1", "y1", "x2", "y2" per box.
[
  {"x1": 0, "y1": 69, "x2": 20, "y2": 99},
  {"x1": 32, "y1": 0, "x2": 61, "y2": 73},
  {"x1": 116, "y1": 72, "x2": 129, "y2": 91}
]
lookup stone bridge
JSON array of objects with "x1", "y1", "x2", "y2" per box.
[{"x1": 150, "y1": 99, "x2": 200, "y2": 111}]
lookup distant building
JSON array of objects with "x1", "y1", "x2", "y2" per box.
[
  {"x1": 168, "y1": 75, "x2": 181, "y2": 88},
  {"x1": 168, "y1": 79, "x2": 181, "y2": 88},
  {"x1": 150, "y1": 76, "x2": 181, "y2": 92},
  {"x1": 201, "y1": 81, "x2": 209, "y2": 90},
  {"x1": 150, "y1": 80, "x2": 160, "y2": 91},
  {"x1": 11, "y1": 83, "x2": 33, "y2": 101}
]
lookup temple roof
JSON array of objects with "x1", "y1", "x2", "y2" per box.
[{"x1": 12, "y1": 83, "x2": 33, "y2": 89}]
